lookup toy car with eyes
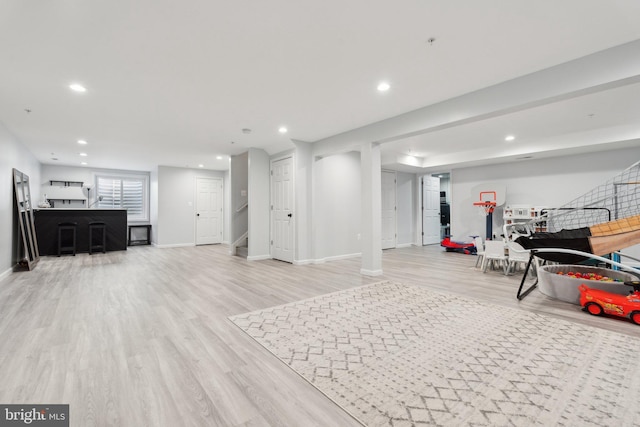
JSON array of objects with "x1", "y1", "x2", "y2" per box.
[{"x1": 579, "y1": 280, "x2": 640, "y2": 325}]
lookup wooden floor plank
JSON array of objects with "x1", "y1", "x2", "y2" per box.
[{"x1": 1, "y1": 243, "x2": 639, "y2": 426}]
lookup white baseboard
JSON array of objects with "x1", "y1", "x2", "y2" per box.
[
  {"x1": 0, "y1": 267, "x2": 12, "y2": 284},
  {"x1": 396, "y1": 243, "x2": 414, "y2": 248},
  {"x1": 360, "y1": 268, "x2": 383, "y2": 276},
  {"x1": 247, "y1": 254, "x2": 271, "y2": 261},
  {"x1": 293, "y1": 253, "x2": 361, "y2": 265},
  {"x1": 155, "y1": 243, "x2": 196, "y2": 249},
  {"x1": 320, "y1": 252, "x2": 361, "y2": 263}
]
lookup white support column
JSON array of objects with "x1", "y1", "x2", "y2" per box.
[{"x1": 360, "y1": 142, "x2": 383, "y2": 276}]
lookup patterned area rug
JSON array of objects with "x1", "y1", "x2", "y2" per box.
[{"x1": 229, "y1": 281, "x2": 640, "y2": 426}]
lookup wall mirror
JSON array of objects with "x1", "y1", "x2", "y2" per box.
[{"x1": 13, "y1": 168, "x2": 39, "y2": 270}]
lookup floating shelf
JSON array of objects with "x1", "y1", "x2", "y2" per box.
[{"x1": 45, "y1": 180, "x2": 87, "y2": 207}]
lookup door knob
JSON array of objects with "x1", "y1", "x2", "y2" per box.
[{"x1": 287, "y1": 213, "x2": 292, "y2": 218}]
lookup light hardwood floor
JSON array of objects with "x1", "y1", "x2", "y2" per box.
[{"x1": 1, "y1": 244, "x2": 639, "y2": 426}]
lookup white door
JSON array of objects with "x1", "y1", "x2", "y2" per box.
[
  {"x1": 381, "y1": 170, "x2": 396, "y2": 249},
  {"x1": 422, "y1": 175, "x2": 441, "y2": 245},
  {"x1": 271, "y1": 157, "x2": 294, "y2": 263},
  {"x1": 196, "y1": 177, "x2": 223, "y2": 245}
]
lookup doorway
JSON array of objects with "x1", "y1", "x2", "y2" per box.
[
  {"x1": 381, "y1": 170, "x2": 397, "y2": 249},
  {"x1": 422, "y1": 175, "x2": 440, "y2": 245},
  {"x1": 271, "y1": 156, "x2": 294, "y2": 263},
  {"x1": 195, "y1": 177, "x2": 223, "y2": 245}
]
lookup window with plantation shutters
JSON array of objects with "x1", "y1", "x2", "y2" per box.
[{"x1": 95, "y1": 174, "x2": 149, "y2": 222}]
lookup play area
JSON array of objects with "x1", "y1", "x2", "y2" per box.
[{"x1": 442, "y1": 160, "x2": 640, "y2": 324}]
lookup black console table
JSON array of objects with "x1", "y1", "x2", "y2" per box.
[{"x1": 34, "y1": 209, "x2": 127, "y2": 255}]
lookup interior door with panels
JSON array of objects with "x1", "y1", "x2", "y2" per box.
[
  {"x1": 271, "y1": 156, "x2": 294, "y2": 263},
  {"x1": 422, "y1": 175, "x2": 441, "y2": 245},
  {"x1": 196, "y1": 177, "x2": 223, "y2": 245},
  {"x1": 381, "y1": 170, "x2": 397, "y2": 249}
]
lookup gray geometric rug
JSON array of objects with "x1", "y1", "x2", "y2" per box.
[{"x1": 229, "y1": 281, "x2": 640, "y2": 426}]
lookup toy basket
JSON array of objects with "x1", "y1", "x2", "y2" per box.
[{"x1": 537, "y1": 264, "x2": 637, "y2": 305}]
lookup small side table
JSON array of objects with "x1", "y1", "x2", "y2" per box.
[{"x1": 128, "y1": 224, "x2": 151, "y2": 246}]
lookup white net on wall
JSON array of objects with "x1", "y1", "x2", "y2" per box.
[{"x1": 532, "y1": 160, "x2": 640, "y2": 232}]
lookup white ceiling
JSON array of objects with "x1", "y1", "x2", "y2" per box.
[{"x1": 2, "y1": 1, "x2": 640, "y2": 172}]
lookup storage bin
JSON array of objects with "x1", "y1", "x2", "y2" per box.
[{"x1": 537, "y1": 264, "x2": 637, "y2": 305}]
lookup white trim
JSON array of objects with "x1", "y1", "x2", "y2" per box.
[
  {"x1": 313, "y1": 252, "x2": 362, "y2": 264},
  {"x1": 247, "y1": 254, "x2": 271, "y2": 261},
  {"x1": 293, "y1": 259, "x2": 314, "y2": 265},
  {"x1": 155, "y1": 243, "x2": 195, "y2": 248},
  {"x1": 396, "y1": 243, "x2": 414, "y2": 248},
  {"x1": 360, "y1": 268, "x2": 384, "y2": 276},
  {"x1": 0, "y1": 268, "x2": 12, "y2": 283}
]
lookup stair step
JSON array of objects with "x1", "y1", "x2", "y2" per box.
[{"x1": 236, "y1": 245, "x2": 248, "y2": 258}]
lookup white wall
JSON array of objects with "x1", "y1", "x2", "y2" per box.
[
  {"x1": 451, "y1": 146, "x2": 640, "y2": 256},
  {"x1": 1, "y1": 122, "x2": 41, "y2": 278},
  {"x1": 157, "y1": 166, "x2": 227, "y2": 247},
  {"x1": 396, "y1": 172, "x2": 417, "y2": 246},
  {"x1": 223, "y1": 169, "x2": 231, "y2": 244},
  {"x1": 292, "y1": 142, "x2": 313, "y2": 263},
  {"x1": 313, "y1": 152, "x2": 362, "y2": 260},
  {"x1": 248, "y1": 148, "x2": 271, "y2": 260},
  {"x1": 149, "y1": 168, "x2": 158, "y2": 244}
]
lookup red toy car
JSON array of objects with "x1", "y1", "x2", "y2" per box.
[
  {"x1": 440, "y1": 236, "x2": 477, "y2": 255},
  {"x1": 579, "y1": 281, "x2": 640, "y2": 325}
]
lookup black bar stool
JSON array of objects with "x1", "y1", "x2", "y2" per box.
[
  {"x1": 57, "y1": 222, "x2": 77, "y2": 256},
  {"x1": 89, "y1": 221, "x2": 107, "y2": 254}
]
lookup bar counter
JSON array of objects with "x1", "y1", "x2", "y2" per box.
[{"x1": 34, "y1": 208, "x2": 127, "y2": 255}]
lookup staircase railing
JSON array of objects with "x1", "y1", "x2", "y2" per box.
[{"x1": 230, "y1": 231, "x2": 248, "y2": 256}]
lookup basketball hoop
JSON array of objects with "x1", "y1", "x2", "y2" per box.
[
  {"x1": 473, "y1": 201, "x2": 496, "y2": 217},
  {"x1": 473, "y1": 190, "x2": 498, "y2": 239}
]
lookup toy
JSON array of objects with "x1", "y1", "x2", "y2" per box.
[
  {"x1": 579, "y1": 281, "x2": 640, "y2": 325},
  {"x1": 440, "y1": 237, "x2": 477, "y2": 255},
  {"x1": 558, "y1": 271, "x2": 623, "y2": 282}
]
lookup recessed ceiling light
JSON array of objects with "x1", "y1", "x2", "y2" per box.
[
  {"x1": 81, "y1": 162, "x2": 87, "y2": 165},
  {"x1": 216, "y1": 156, "x2": 223, "y2": 160},
  {"x1": 377, "y1": 82, "x2": 390, "y2": 92},
  {"x1": 79, "y1": 152, "x2": 88, "y2": 157},
  {"x1": 198, "y1": 164, "x2": 204, "y2": 168},
  {"x1": 77, "y1": 139, "x2": 87, "y2": 145},
  {"x1": 69, "y1": 83, "x2": 87, "y2": 93},
  {"x1": 505, "y1": 135, "x2": 516, "y2": 142},
  {"x1": 278, "y1": 126, "x2": 288, "y2": 134}
]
